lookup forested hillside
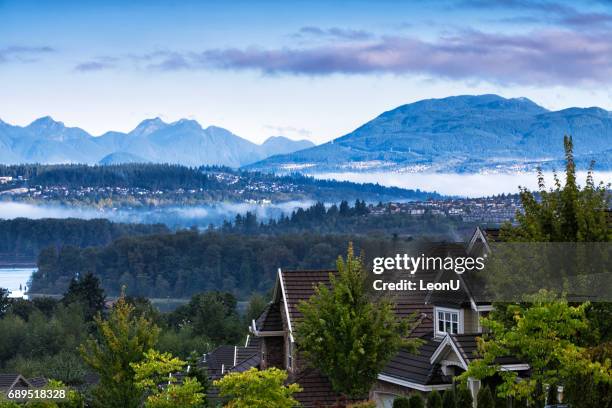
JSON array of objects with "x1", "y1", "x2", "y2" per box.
[
  {"x1": 31, "y1": 231, "x2": 408, "y2": 298},
  {"x1": 0, "y1": 218, "x2": 168, "y2": 260},
  {"x1": 0, "y1": 163, "x2": 440, "y2": 204}
]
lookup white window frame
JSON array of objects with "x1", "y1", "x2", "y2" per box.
[{"x1": 434, "y1": 307, "x2": 463, "y2": 337}]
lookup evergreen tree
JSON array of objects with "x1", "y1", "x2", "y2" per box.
[
  {"x1": 455, "y1": 386, "x2": 473, "y2": 408},
  {"x1": 442, "y1": 390, "x2": 456, "y2": 408},
  {"x1": 62, "y1": 272, "x2": 106, "y2": 321},
  {"x1": 408, "y1": 394, "x2": 425, "y2": 408},
  {"x1": 427, "y1": 390, "x2": 443, "y2": 408},
  {"x1": 392, "y1": 396, "x2": 410, "y2": 408},
  {"x1": 501, "y1": 136, "x2": 610, "y2": 242},
  {"x1": 80, "y1": 294, "x2": 160, "y2": 408},
  {"x1": 476, "y1": 386, "x2": 494, "y2": 408},
  {"x1": 296, "y1": 245, "x2": 421, "y2": 398}
]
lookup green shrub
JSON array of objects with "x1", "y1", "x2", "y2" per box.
[
  {"x1": 393, "y1": 396, "x2": 411, "y2": 408},
  {"x1": 409, "y1": 394, "x2": 425, "y2": 408},
  {"x1": 456, "y1": 386, "x2": 473, "y2": 408},
  {"x1": 476, "y1": 386, "x2": 494, "y2": 408},
  {"x1": 427, "y1": 390, "x2": 443, "y2": 408},
  {"x1": 442, "y1": 390, "x2": 456, "y2": 408}
]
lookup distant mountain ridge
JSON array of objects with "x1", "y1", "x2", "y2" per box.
[
  {"x1": 247, "y1": 94, "x2": 612, "y2": 173},
  {"x1": 0, "y1": 117, "x2": 314, "y2": 167}
]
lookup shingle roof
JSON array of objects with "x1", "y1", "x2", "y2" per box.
[
  {"x1": 0, "y1": 374, "x2": 31, "y2": 390},
  {"x1": 293, "y1": 368, "x2": 358, "y2": 408},
  {"x1": 254, "y1": 302, "x2": 283, "y2": 332},
  {"x1": 280, "y1": 269, "x2": 336, "y2": 325},
  {"x1": 27, "y1": 377, "x2": 48, "y2": 388},
  {"x1": 380, "y1": 335, "x2": 449, "y2": 386},
  {"x1": 202, "y1": 345, "x2": 236, "y2": 379},
  {"x1": 451, "y1": 333, "x2": 479, "y2": 362},
  {"x1": 228, "y1": 354, "x2": 261, "y2": 373}
]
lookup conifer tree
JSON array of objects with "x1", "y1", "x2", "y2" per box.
[{"x1": 297, "y1": 244, "x2": 421, "y2": 398}]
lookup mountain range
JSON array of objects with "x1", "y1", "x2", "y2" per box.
[
  {"x1": 0, "y1": 117, "x2": 314, "y2": 167},
  {"x1": 2, "y1": 95, "x2": 611, "y2": 173},
  {"x1": 247, "y1": 94, "x2": 612, "y2": 173}
]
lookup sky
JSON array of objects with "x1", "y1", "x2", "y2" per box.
[{"x1": 1, "y1": 0, "x2": 612, "y2": 144}]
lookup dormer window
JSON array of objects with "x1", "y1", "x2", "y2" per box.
[{"x1": 435, "y1": 307, "x2": 463, "y2": 337}]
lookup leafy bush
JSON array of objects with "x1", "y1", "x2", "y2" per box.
[{"x1": 442, "y1": 390, "x2": 455, "y2": 408}]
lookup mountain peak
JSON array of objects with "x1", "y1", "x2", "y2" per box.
[
  {"x1": 130, "y1": 117, "x2": 168, "y2": 137},
  {"x1": 28, "y1": 116, "x2": 64, "y2": 128}
]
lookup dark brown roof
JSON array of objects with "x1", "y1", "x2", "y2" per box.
[
  {"x1": 202, "y1": 345, "x2": 236, "y2": 379},
  {"x1": 451, "y1": 333, "x2": 479, "y2": 362},
  {"x1": 449, "y1": 334, "x2": 523, "y2": 366},
  {"x1": 255, "y1": 302, "x2": 283, "y2": 332},
  {"x1": 380, "y1": 335, "x2": 448, "y2": 386},
  {"x1": 229, "y1": 354, "x2": 260, "y2": 373},
  {"x1": 293, "y1": 368, "x2": 356, "y2": 408},
  {"x1": 280, "y1": 269, "x2": 336, "y2": 325},
  {"x1": 27, "y1": 377, "x2": 48, "y2": 388},
  {"x1": 0, "y1": 374, "x2": 31, "y2": 390},
  {"x1": 484, "y1": 228, "x2": 501, "y2": 242}
]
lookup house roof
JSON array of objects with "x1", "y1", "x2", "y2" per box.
[
  {"x1": 380, "y1": 335, "x2": 449, "y2": 387},
  {"x1": 254, "y1": 302, "x2": 283, "y2": 333},
  {"x1": 202, "y1": 345, "x2": 236, "y2": 379},
  {"x1": 228, "y1": 354, "x2": 261, "y2": 373},
  {"x1": 293, "y1": 368, "x2": 358, "y2": 408},
  {"x1": 280, "y1": 269, "x2": 336, "y2": 327},
  {"x1": 27, "y1": 377, "x2": 48, "y2": 388},
  {"x1": 0, "y1": 374, "x2": 32, "y2": 391}
]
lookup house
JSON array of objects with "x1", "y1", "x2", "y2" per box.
[
  {"x1": 0, "y1": 373, "x2": 48, "y2": 397},
  {"x1": 244, "y1": 227, "x2": 531, "y2": 407}
]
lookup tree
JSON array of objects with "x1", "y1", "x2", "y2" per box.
[
  {"x1": 243, "y1": 293, "x2": 267, "y2": 327},
  {"x1": 80, "y1": 295, "x2": 160, "y2": 408},
  {"x1": 501, "y1": 136, "x2": 610, "y2": 243},
  {"x1": 455, "y1": 386, "x2": 473, "y2": 408},
  {"x1": 408, "y1": 394, "x2": 425, "y2": 408},
  {"x1": 131, "y1": 349, "x2": 205, "y2": 408},
  {"x1": 0, "y1": 288, "x2": 9, "y2": 318},
  {"x1": 296, "y1": 245, "x2": 421, "y2": 398},
  {"x1": 461, "y1": 291, "x2": 611, "y2": 404},
  {"x1": 476, "y1": 386, "x2": 494, "y2": 408},
  {"x1": 392, "y1": 396, "x2": 410, "y2": 408},
  {"x1": 441, "y1": 390, "x2": 455, "y2": 408},
  {"x1": 427, "y1": 390, "x2": 442, "y2": 408},
  {"x1": 213, "y1": 367, "x2": 301, "y2": 408},
  {"x1": 62, "y1": 272, "x2": 105, "y2": 321}
]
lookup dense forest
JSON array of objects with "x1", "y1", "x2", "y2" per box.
[
  {"x1": 31, "y1": 230, "x2": 410, "y2": 298},
  {"x1": 0, "y1": 163, "x2": 440, "y2": 204},
  {"x1": 0, "y1": 274, "x2": 259, "y2": 387},
  {"x1": 224, "y1": 200, "x2": 475, "y2": 236},
  {"x1": 0, "y1": 218, "x2": 168, "y2": 260}
]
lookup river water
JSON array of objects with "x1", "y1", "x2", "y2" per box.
[{"x1": 0, "y1": 268, "x2": 36, "y2": 298}]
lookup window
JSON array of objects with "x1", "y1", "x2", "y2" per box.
[{"x1": 435, "y1": 307, "x2": 462, "y2": 336}]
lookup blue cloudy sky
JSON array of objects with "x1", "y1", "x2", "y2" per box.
[{"x1": 1, "y1": 0, "x2": 612, "y2": 143}]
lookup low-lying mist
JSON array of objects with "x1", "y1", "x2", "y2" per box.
[
  {"x1": 311, "y1": 171, "x2": 612, "y2": 197},
  {"x1": 0, "y1": 200, "x2": 316, "y2": 229}
]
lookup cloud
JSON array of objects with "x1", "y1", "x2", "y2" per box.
[
  {"x1": 142, "y1": 28, "x2": 612, "y2": 86},
  {"x1": 463, "y1": 0, "x2": 612, "y2": 28},
  {"x1": 264, "y1": 125, "x2": 312, "y2": 138},
  {"x1": 0, "y1": 45, "x2": 55, "y2": 64},
  {"x1": 294, "y1": 26, "x2": 374, "y2": 41},
  {"x1": 74, "y1": 56, "x2": 118, "y2": 72}
]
